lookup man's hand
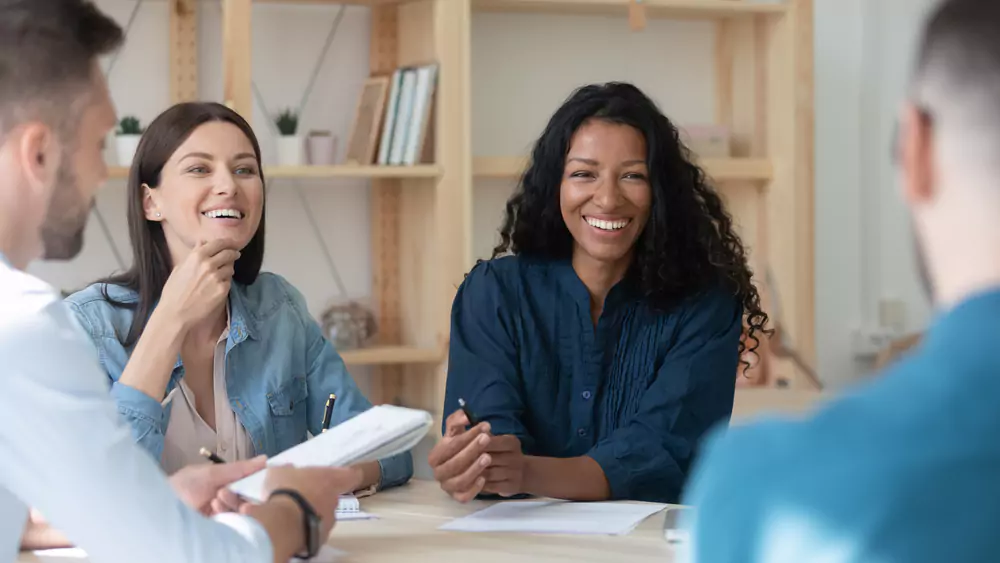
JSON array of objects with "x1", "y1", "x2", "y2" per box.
[
  {"x1": 168, "y1": 455, "x2": 267, "y2": 515},
  {"x1": 428, "y1": 409, "x2": 492, "y2": 503},
  {"x1": 482, "y1": 434, "x2": 526, "y2": 497},
  {"x1": 257, "y1": 465, "x2": 363, "y2": 540}
]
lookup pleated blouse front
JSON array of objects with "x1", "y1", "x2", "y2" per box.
[{"x1": 443, "y1": 255, "x2": 743, "y2": 503}]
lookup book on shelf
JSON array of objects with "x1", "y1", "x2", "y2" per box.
[{"x1": 377, "y1": 63, "x2": 438, "y2": 167}]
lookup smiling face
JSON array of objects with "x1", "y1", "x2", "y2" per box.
[
  {"x1": 560, "y1": 118, "x2": 652, "y2": 272},
  {"x1": 144, "y1": 120, "x2": 263, "y2": 266}
]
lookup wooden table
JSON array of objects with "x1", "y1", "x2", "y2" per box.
[{"x1": 19, "y1": 480, "x2": 680, "y2": 562}]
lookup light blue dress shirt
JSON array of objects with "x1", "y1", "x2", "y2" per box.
[
  {"x1": 682, "y1": 288, "x2": 1000, "y2": 563},
  {"x1": 64, "y1": 273, "x2": 412, "y2": 490},
  {"x1": 0, "y1": 254, "x2": 272, "y2": 563}
]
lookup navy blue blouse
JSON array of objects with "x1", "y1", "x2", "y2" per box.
[{"x1": 443, "y1": 255, "x2": 742, "y2": 503}]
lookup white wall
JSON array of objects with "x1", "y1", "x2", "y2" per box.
[
  {"x1": 27, "y1": 1, "x2": 942, "y2": 394},
  {"x1": 814, "y1": 0, "x2": 939, "y2": 384}
]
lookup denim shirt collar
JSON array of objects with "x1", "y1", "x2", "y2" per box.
[{"x1": 169, "y1": 282, "x2": 258, "y2": 370}]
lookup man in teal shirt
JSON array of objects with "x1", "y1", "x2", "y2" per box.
[{"x1": 683, "y1": 1, "x2": 1000, "y2": 561}]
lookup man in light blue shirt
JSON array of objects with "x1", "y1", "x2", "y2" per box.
[
  {"x1": 0, "y1": 1, "x2": 357, "y2": 561},
  {"x1": 683, "y1": 1, "x2": 1000, "y2": 561}
]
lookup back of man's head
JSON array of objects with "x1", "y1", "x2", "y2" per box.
[
  {"x1": 912, "y1": 0, "x2": 1000, "y2": 177},
  {"x1": 0, "y1": 0, "x2": 123, "y2": 141}
]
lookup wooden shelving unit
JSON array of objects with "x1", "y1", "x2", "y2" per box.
[
  {"x1": 147, "y1": 0, "x2": 812, "y2": 428},
  {"x1": 108, "y1": 164, "x2": 441, "y2": 181},
  {"x1": 339, "y1": 345, "x2": 443, "y2": 366},
  {"x1": 473, "y1": 0, "x2": 788, "y2": 18}
]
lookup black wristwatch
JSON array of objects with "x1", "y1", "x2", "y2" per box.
[{"x1": 269, "y1": 488, "x2": 321, "y2": 559}]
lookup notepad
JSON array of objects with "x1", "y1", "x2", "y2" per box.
[
  {"x1": 439, "y1": 500, "x2": 667, "y2": 536},
  {"x1": 335, "y1": 494, "x2": 376, "y2": 521},
  {"x1": 228, "y1": 404, "x2": 433, "y2": 502}
]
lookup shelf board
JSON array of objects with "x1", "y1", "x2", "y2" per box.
[
  {"x1": 108, "y1": 166, "x2": 129, "y2": 179},
  {"x1": 266, "y1": 164, "x2": 441, "y2": 179},
  {"x1": 339, "y1": 345, "x2": 443, "y2": 366},
  {"x1": 473, "y1": 0, "x2": 788, "y2": 18},
  {"x1": 473, "y1": 156, "x2": 773, "y2": 182},
  {"x1": 106, "y1": 164, "x2": 441, "y2": 181}
]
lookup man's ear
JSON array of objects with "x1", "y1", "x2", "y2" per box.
[
  {"x1": 17, "y1": 123, "x2": 58, "y2": 197},
  {"x1": 142, "y1": 183, "x2": 162, "y2": 221},
  {"x1": 899, "y1": 102, "x2": 936, "y2": 207}
]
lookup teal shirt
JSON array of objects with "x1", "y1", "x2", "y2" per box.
[{"x1": 682, "y1": 289, "x2": 1000, "y2": 563}]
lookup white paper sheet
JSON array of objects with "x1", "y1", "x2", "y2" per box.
[
  {"x1": 229, "y1": 405, "x2": 432, "y2": 502},
  {"x1": 439, "y1": 500, "x2": 667, "y2": 536},
  {"x1": 291, "y1": 545, "x2": 347, "y2": 562},
  {"x1": 33, "y1": 544, "x2": 347, "y2": 562}
]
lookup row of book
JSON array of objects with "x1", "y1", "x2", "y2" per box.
[{"x1": 377, "y1": 64, "x2": 438, "y2": 166}]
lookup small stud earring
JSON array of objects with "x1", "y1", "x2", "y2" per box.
[{"x1": 155, "y1": 212, "x2": 161, "y2": 217}]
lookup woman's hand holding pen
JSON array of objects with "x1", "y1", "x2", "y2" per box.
[{"x1": 428, "y1": 409, "x2": 493, "y2": 503}]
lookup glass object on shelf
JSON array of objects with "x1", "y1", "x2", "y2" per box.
[{"x1": 320, "y1": 299, "x2": 377, "y2": 351}]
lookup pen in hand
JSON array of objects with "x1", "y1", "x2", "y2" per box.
[
  {"x1": 458, "y1": 397, "x2": 481, "y2": 427},
  {"x1": 199, "y1": 447, "x2": 226, "y2": 465},
  {"x1": 321, "y1": 393, "x2": 336, "y2": 432}
]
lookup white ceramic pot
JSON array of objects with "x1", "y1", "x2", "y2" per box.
[
  {"x1": 307, "y1": 134, "x2": 337, "y2": 165},
  {"x1": 115, "y1": 135, "x2": 141, "y2": 166},
  {"x1": 277, "y1": 135, "x2": 304, "y2": 166}
]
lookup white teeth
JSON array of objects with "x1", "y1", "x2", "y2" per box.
[
  {"x1": 585, "y1": 217, "x2": 629, "y2": 231},
  {"x1": 203, "y1": 209, "x2": 242, "y2": 219}
]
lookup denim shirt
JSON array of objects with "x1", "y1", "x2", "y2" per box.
[{"x1": 64, "y1": 272, "x2": 412, "y2": 490}]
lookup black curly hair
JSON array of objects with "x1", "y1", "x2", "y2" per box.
[{"x1": 490, "y1": 82, "x2": 770, "y2": 373}]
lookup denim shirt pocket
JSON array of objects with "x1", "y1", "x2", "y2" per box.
[{"x1": 265, "y1": 375, "x2": 309, "y2": 448}]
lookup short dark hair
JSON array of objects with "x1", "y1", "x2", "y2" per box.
[
  {"x1": 97, "y1": 102, "x2": 267, "y2": 348},
  {"x1": 0, "y1": 0, "x2": 123, "y2": 138},
  {"x1": 912, "y1": 0, "x2": 1000, "y2": 134}
]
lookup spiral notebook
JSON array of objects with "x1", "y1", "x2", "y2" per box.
[{"x1": 228, "y1": 404, "x2": 433, "y2": 502}]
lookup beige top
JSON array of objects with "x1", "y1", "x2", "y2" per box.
[{"x1": 160, "y1": 306, "x2": 255, "y2": 474}]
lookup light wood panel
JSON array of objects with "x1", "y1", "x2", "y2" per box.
[
  {"x1": 222, "y1": 0, "x2": 253, "y2": 121},
  {"x1": 398, "y1": 0, "x2": 473, "y2": 425},
  {"x1": 369, "y1": 4, "x2": 405, "y2": 406},
  {"x1": 266, "y1": 164, "x2": 441, "y2": 179},
  {"x1": 169, "y1": 0, "x2": 199, "y2": 104},
  {"x1": 340, "y1": 345, "x2": 443, "y2": 366},
  {"x1": 473, "y1": 0, "x2": 788, "y2": 18}
]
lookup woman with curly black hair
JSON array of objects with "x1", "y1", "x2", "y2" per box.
[{"x1": 428, "y1": 82, "x2": 769, "y2": 504}]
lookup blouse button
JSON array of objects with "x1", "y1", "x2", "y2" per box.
[
  {"x1": 581, "y1": 390, "x2": 592, "y2": 400},
  {"x1": 577, "y1": 427, "x2": 588, "y2": 437}
]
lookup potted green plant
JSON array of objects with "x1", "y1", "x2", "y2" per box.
[
  {"x1": 115, "y1": 115, "x2": 143, "y2": 165},
  {"x1": 275, "y1": 108, "x2": 302, "y2": 166},
  {"x1": 306, "y1": 129, "x2": 337, "y2": 165}
]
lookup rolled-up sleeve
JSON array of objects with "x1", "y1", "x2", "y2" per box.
[
  {"x1": 442, "y1": 263, "x2": 533, "y2": 449},
  {"x1": 108, "y1": 381, "x2": 171, "y2": 458},
  {"x1": 66, "y1": 301, "x2": 171, "y2": 460},
  {"x1": 586, "y1": 289, "x2": 742, "y2": 503},
  {"x1": 287, "y1": 283, "x2": 414, "y2": 490}
]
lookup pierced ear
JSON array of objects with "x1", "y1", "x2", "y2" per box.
[{"x1": 142, "y1": 183, "x2": 162, "y2": 221}]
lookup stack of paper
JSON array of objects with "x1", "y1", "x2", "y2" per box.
[{"x1": 439, "y1": 500, "x2": 667, "y2": 536}]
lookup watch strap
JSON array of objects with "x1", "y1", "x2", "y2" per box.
[{"x1": 269, "y1": 488, "x2": 320, "y2": 559}]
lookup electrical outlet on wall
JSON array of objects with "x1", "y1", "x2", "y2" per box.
[{"x1": 852, "y1": 326, "x2": 900, "y2": 358}]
